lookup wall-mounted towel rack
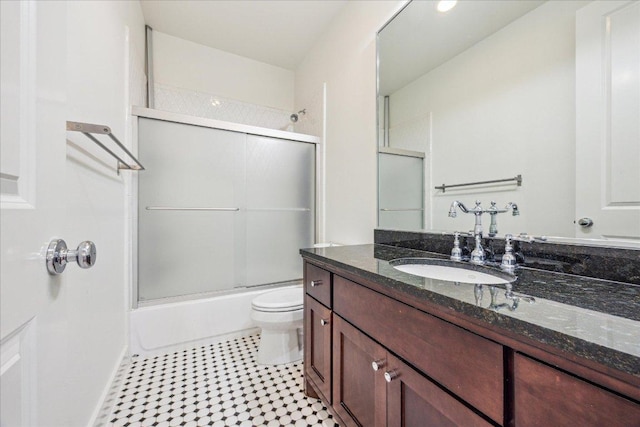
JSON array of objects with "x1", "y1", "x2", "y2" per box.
[
  {"x1": 435, "y1": 174, "x2": 522, "y2": 193},
  {"x1": 66, "y1": 121, "x2": 145, "y2": 172},
  {"x1": 145, "y1": 206, "x2": 239, "y2": 211}
]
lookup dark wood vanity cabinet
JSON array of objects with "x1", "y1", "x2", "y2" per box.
[
  {"x1": 302, "y1": 260, "x2": 640, "y2": 426},
  {"x1": 333, "y1": 274, "x2": 504, "y2": 424},
  {"x1": 303, "y1": 263, "x2": 333, "y2": 404}
]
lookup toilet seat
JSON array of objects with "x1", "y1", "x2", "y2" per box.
[{"x1": 252, "y1": 286, "x2": 303, "y2": 312}]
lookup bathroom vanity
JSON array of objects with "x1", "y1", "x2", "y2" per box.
[{"x1": 301, "y1": 237, "x2": 640, "y2": 426}]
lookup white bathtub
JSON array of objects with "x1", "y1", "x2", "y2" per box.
[{"x1": 129, "y1": 288, "x2": 271, "y2": 357}]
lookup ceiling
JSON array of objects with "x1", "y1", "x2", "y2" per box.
[{"x1": 140, "y1": 0, "x2": 349, "y2": 70}]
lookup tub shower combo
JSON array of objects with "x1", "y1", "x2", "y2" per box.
[{"x1": 131, "y1": 108, "x2": 318, "y2": 360}]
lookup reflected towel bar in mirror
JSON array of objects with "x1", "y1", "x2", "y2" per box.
[
  {"x1": 66, "y1": 121, "x2": 145, "y2": 173},
  {"x1": 145, "y1": 207, "x2": 240, "y2": 211},
  {"x1": 435, "y1": 175, "x2": 522, "y2": 193}
]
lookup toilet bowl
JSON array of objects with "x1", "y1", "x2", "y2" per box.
[{"x1": 251, "y1": 285, "x2": 303, "y2": 365}]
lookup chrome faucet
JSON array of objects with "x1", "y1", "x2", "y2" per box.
[
  {"x1": 449, "y1": 200, "x2": 486, "y2": 264},
  {"x1": 449, "y1": 200, "x2": 521, "y2": 265},
  {"x1": 448, "y1": 200, "x2": 484, "y2": 237}
]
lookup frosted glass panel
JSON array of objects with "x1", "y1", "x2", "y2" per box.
[
  {"x1": 245, "y1": 135, "x2": 315, "y2": 286},
  {"x1": 245, "y1": 211, "x2": 313, "y2": 286},
  {"x1": 138, "y1": 211, "x2": 237, "y2": 300},
  {"x1": 379, "y1": 210, "x2": 423, "y2": 230},
  {"x1": 246, "y1": 135, "x2": 315, "y2": 208},
  {"x1": 138, "y1": 118, "x2": 245, "y2": 301},
  {"x1": 138, "y1": 118, "x2": 244, "y2": 207},
  {"x1": 378, "y1": 152, "x2": 424, "y2": 230},
  {"x1": 137, "y1": 119, "x2": 315, "y2": 302}
]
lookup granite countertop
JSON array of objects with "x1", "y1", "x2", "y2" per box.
[{"x1": 300, "y1": 244, "x2": 640, "y2": 380}]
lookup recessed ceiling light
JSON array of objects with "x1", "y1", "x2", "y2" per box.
[{"x1": 437, "y1": 0, "x2": 458, "y2": 13}]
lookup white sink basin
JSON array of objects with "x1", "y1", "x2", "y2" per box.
[{"x1": 390, "y1": 258, "x2": 515, "y2": 285}]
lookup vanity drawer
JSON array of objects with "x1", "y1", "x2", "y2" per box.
[
  {"x1": 514, "y1": 354, "x2": 640, "y2": 427},
  {"x1": 304, "y1": 262, "x2": 332, "y2": 308},
  {"x1": 334, "y1": 275, "x2": 504, "y2": 424}
]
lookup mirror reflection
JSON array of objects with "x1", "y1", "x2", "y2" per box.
[{"x1": 377, "y1": 0, "x2": 640, "y2": 243}]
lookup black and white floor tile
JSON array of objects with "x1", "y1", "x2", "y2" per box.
[{"x1": 107, "y1": 335, "x2": 340, "y2": 427}]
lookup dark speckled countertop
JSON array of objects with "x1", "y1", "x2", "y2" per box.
[{"x1": 300, "y1": 244, "x2": 640, "y2": 380}]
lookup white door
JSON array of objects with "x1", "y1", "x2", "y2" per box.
[
  {"x1": 2, "y1": 2, "x2": 139, "y2": 425},
  {"x1": 576, "y1": 0, "x2": 640, "y2": 242},
  {"x1": 1, "y1": 2, "x2": 66, "y2": 425}
]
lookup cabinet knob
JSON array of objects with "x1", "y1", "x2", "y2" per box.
[
  {"x1": 310, "y1": 279, "x2": 323, "y2": 287},
  {"x1": 320, "y1": 318, "x2": 329, "y2": 326},
  {"x1": 371, "y1": 359, "x2": 386, "y2": 371},
  {"x1": 384, "y1": 370, "x2": 399, "y2": 383}
]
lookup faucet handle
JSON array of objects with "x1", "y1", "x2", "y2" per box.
[
  {"x1": 450, "y1": 232, "x2": 463, "y2": 261},
  {"x1": 501, "y1": 234, "x2": 517, "y2": 272}
]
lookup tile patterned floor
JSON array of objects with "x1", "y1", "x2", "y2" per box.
[{"x1": 107, "y1": 335, "x2": 340, "y2": 427}]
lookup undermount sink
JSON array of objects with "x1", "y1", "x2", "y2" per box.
[{"x1": 390, "y1": 258, "x2": 516, "y2": 285}]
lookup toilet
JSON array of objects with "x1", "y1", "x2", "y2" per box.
[{"x1": 251, "y1": 285, "x2": 304, "y2": 365}]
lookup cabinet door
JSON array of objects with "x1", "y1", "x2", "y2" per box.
[
  {"x1": 386, "y1": 353, "x2": 493, "y2": 427},
  {"x1": 304, "y1": 295, "x2": 332, "y2": 403},
  {"x1": 514, "y1": 353, "x2": 640, "y2": 427},
  {"x1": 334, "y1": 275, "x2": 504, "y2": 423},
  {"x1": 332, "y1": 315, "x2": 387, "y2": 427}
]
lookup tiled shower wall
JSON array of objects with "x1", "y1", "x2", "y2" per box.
[{"x1": 153, "y1": 83, "x2": 322, "y2": 137}]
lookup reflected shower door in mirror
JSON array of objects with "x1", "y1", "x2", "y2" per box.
[
  {"x1": 377, "y1": 0, "x2": 640, "y2": 244},
  {"x1": 378, "y1": 148, "x2": 425, "y2": 230}
]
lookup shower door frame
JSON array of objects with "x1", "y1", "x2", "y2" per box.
[{"x1": 128, "y1": 107, "x2": 323, "y2": 309}]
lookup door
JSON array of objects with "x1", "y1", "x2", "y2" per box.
[
  {"x1": 576, "y1": 0, "x2": 640, "y2": 241},
  {"x1": 2, "y1": 2, "x2": 140, "y2": 425},
  {"x1": 378, "y1": 150, "x2": 425, "y2": 230},
  {"x1": 137, "y1": 118, "x2": 246, "y2": 300},
  {"x1": 1, "y1": 2, "x2": 65, "y2": 424},
  {"x1": 304, "y1": 295, "x2": 332, "y2": 403},
  {"x1": 332, "y1": 315, "x2": 387, "y2": 427},
  {"x1": 386, "y1": 353, "x2": 493, "y2": 427}
]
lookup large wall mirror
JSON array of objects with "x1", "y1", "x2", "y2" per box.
[{"x1": 377, "y1": 0, "x2": 639, "y2": 244}]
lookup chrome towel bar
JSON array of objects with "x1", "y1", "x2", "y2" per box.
[
  {"x1": 435, "y1": 174, "x2": 522, "y2": 193},
  {"x1": 146, "y1": 207, "x2": 240, "y2": 211},
  {"x1": 145, "y1": 207, "x2": 311, "y2": 212},
  {"x1": 66, "y1": 121, "x2": 145, "y2": 173}
]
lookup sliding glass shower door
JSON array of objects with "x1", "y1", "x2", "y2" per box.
[
  {"x1": 378, "y1": 151, "x2": 424, "y2": 230},
  {"x1": 137, "y1": 118, "x2": 315, "y2": 302}
]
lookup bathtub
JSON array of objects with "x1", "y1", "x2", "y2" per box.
[{"x1": 129, "y1": 288, "x2": 274, "y2": 357}]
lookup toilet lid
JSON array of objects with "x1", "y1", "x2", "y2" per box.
[{"x1": 252, "y1": 286, "x2": 303, "y2": 312}]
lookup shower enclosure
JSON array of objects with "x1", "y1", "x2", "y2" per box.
[{"x1": 136, "y1": 116, "x2": 316, "y2": 304}]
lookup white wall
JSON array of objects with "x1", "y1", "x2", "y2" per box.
[
  {"x1": 390, "y1": 1, "x2": 582, "y2": 237},
  {"x1": 153, "y1": 31, "x2": 294, "y2": 111},
  {"x1": 295, "y1": 1, "x2": 406, "y2": 245},
  {"x1": 61, "y1": 2, "x2": 145, "y2": 425}
]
